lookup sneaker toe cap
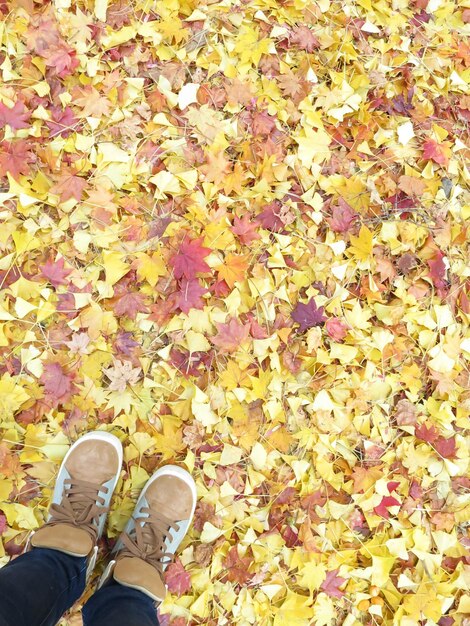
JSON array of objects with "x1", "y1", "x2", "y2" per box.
[{"x1": 113, "y1": 556, "x2": 167, "y2": 602}]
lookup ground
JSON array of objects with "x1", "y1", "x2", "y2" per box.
[{"x1": 0, "y1": 0, "x2": 469, "y2": 625}]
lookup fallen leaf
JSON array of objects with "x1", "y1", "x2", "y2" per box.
[
  {"x1": 0, "y1": 101, "x2": 31, "y2": 130},
  {"x1": 320, "y1": 569, "x2": 347, "y2": 599},
  {"x1": 170, "y1": 236, "x2": 212, "y2": 280},
  {"x1": 291, "y1": 297, "x2": 326, "y2": 332},
  {"x1": 211, "y1": 317, "x2": 250, "y2": 353},
  {"x1": 165, "y1": 558, "x2": 192, "y2": 596}
]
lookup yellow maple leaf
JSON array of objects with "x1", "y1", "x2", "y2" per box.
[{"x1": 348, "y1": 225, "x2": 374, "y2": 261}]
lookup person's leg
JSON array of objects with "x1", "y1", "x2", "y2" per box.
[
  {"x1": 0, "y1": 431, "x2": 123, "y2": 626},
  {"x1": 83, "y1": 579, "x2": 159, "y2": 626},
  {"x1": 88, "y1": 464, "x2": 197, "y2": 626},
  {"x1": 0, "y1": 547, "x2": 87, "y2": 626}
]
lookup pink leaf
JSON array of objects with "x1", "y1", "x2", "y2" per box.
[
  {"x1": 39, "y1": 257, "x2": 72, "y2": 287},
  {"x1": 291, "y1": 297, "x2": 326, "y2": 332},
  {"x1": 50, "y1": 174, "x2": 87, "y2": 202},
  {"x1": 320, "y1": 569, "x2": 347, "y2": 598},
  {"x1": 256, "y1": 200, "x2": 286, "y2": 232},
  {"x1": 0, "y1": 140, "x2": 35, "y2": 179},
  {"x1": 169, "y1": 348, "x2": 210, "y2": 377},
  {"x1": 113, "y1": 292, "x2": 149, "y2": 319},
  {"x1": 251, "y1": 110, "x2": 276, "y2": 135},
  {"x1": 44, "y1": 44, "x2": 80, "y2": 77},
  {"x1": 170, "y1": 236, "x2": 211, "y2": 280},
  {"x1": 40, "y1": 363, "x2": 74, "y2": 404},
  {"x1": 211, "y1": 317, "x2": 250, "y2": 353},
  {"x1": 327, "y1": 198, "x2": 358, "y2": 233},
  {"x1": 232, "y1": 215, "x2": 260, "y2": 245},
  {"x1": 164, "y1": 559, "x2": 191, "y2": 596},
  {"x1": 174, "y1": 278, "x2": 208, "y2": 314},
  {"x1": 290, "y1": 26, "x2": 320, "y2": 52},
  {"x1": 46, "y1": 106, "x2": 79, "y2": 137},
  {"x1": 0, "y1": 101, "x2": 31, "y2": 130},
  {"x1": 0, "y1": 513, "x2": 7, "y2": 535},
  {"x1": 325, "y1": 317, "x2": 348, "y2": 341}
]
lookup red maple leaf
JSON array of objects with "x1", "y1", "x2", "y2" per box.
[
  {"x1": 320, "y1": 569, "x2": 347, "y2": 598},
  {"x1": 422, "y1": 139, "x2": 450, "y2": 167},
  {"x1": 291, "y1": 297, "x2": 326, "y2": 332},
  {"x1": 39, "y1": 257, "x2": 72, "y2": 287},
  {"x1": 0, "y1": 101, "x2": 31, "y2": 130},
  {"x1": 327, "y1": 198, "x2": 358, "y2": 233},
  {"x1": 0, "y1": 140, "x2": 35, "y2": 178},
  {"x1": 170, "y1": 236, "x2": 211, "y2": 280},
  {"x1": 373, "y1": 496, "x2": 400, "y2": 518},
  {"x1": 40, "y1": 363, "x2": 74, "y2": 405},
  {"x1": 246, "y1": 312, "x2": 268, "y2": 338},
  {"x1": 164, "y1": 558, "x2": 191, "y2": 596},
  {"x1": 282, "y1": 525, "x2": 301, "y2": 547},
  {"x1": 113, "y1": 292, "x2": 149, "y2": 319},
  {"x1": 0, "y1": 512, "x2": 7, "y2": 535},
  {"x1": 211, "y1": 317, "x2": 250, "y2": 353},
  {"x1": 433, "y1": 436, "x2": 457, "y2": 459},
  {"x1": 173, "y1": 278, "x2": 208, "y2": 314},
  {"x1": 415, "y1": 422, "x2": 440, "y2": 443},
  {"x1": 256, "y1": 200, "x2": 285, "y2": 232},
  {"x1": 427, "y1": 250, "x2": 447, "y2": 292},
  {"x1": 232, "y1": 215, "x2": 260, "y2": 245},
  {"x1": 46, "y1": 106, "x2": 79, "y2": 137},
  {"x1": 169, "y1": 348, "x2": 210, "y2": 377},
  {"x1": 221, "y1": 547, "x2": 252, "y2": 585},
  {"x1": 387, "y1": 481, "x2": 400, "y2": 493}
]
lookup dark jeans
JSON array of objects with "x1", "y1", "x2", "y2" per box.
[{"x1": 0, "y1": 548, "x2": 159, "y2": 626}]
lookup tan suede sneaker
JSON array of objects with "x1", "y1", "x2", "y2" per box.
[
  {"x1": 30, "y1": 431, "x2": 122, "y2": 575},
  {"x1": 100, "y1": 466, "x2": 196, "y2": 602}
]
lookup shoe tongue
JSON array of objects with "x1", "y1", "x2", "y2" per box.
[
  {"x1": 113, "y1": 556, "x2": 167, "y2": 602},
  {"x1": 31, "y1": 523, "x2": 94, "y2": 557}
]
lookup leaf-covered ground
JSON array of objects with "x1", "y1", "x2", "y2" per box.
[{"x1": 0, "y1": 0, "x2": 469, "y2": 624}]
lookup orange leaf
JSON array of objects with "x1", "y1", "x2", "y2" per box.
[{"x1": 217, "y1": 253, "x2": 249, "y2": 288}]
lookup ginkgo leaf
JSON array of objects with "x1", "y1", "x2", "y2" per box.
[{"x1": 1, "y1": 3, "x2": 468, "y2": 624}]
